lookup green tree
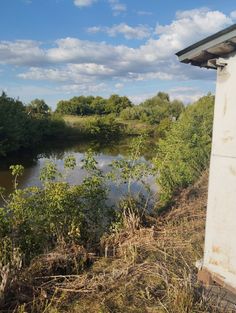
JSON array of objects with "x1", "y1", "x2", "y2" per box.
[
  {"x1": 90, "y1": 97, "x2": 107, "y2": 114},
  {"x1": 26, "y1": 99, "x2": 50, "y2": 116},
  {"x1": 0, "y1": 93, "x2": 30, "y2": 155},
  {"x1": 106, "y1": 94, "x2": 133, "y2": 114},
  {"x1": 0, "y1": 93, "x2": 71, "y2": 156},
  {"x1": 55, "y1": 100, "x2": 77, "y2": 115}
]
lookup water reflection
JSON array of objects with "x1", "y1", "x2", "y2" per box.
[{"x1": 0, "y1": 138, "x2": 157, "y2": 200}]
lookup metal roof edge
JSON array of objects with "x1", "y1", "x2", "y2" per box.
[{"x1": 176, "y1": 24, "x2": 236, "y2": 57}]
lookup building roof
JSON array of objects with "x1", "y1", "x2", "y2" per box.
[{"x1": 176, "y1": 24, "x2": 236, "y2": 69}]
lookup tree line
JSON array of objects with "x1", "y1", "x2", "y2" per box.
[
  {"x1": 0, "y1": 93, "x2": 131, "y2": 156},
  {"x1": 0, "y1": 93, "x2": 69, "y2": 156},
  {"x1": 55, "y1": 92, "x2": 185, "y2": 125},
  {"x1": 0, "y1": 91, "x2": 185, "y2": 156},
  {"x1": 56, "y1": 94, "x2": 133, "y2": 115}
]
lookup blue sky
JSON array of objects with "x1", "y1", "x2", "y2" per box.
[{"x1": 0, "y1": 0, "x2": 236, "y2": 108}]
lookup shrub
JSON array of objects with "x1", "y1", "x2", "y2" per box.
[
  {"x1": 88, "y1": 116, "x2": 124, "y2": 141},
  {"x1": 154, "y1": 94, "x2": 214, "y2": 205},
  {"x1": 0, "y1": 153, "x2": 111, "y2": 263}
]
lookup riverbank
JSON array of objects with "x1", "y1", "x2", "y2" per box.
[{"x1": 4, "y1": 171, "x2": 227, "y2": 313}]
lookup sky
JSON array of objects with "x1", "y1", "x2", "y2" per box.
[{"x1": 1, "y1": 0, "x2": 236, "y2": 109}]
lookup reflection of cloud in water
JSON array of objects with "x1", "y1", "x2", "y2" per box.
[{"x1": 0, "y1": 141, "x2": 157, "y2": 205}]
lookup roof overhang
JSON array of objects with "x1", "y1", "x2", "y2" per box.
[{"x1": 176, "y1": 24, "x2": 236, "y2": 69}]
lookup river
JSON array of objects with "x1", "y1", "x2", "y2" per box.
[{"x1": 0, "y1": 138, "x2": 157, "y2": 203}]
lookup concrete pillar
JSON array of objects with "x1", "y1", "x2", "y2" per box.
[{"x1": 203, "y1": 51, "x2": 236, "y2": 290}]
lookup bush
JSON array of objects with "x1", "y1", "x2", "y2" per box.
[
  {"x1": 0, "y1": 153, "x2": 111, "y2": 263},
  {"x1": 88, "y1": 116, "x2": 124, "y2": 141},
  {"x1": 154, "y1": 94, "x2": 214, "y2": 205}
]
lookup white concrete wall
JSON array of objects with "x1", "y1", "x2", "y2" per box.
[{"x1": 203, "y1": 51, "x2": 236, "y2": 289}]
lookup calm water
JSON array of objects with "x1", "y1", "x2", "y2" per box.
[{"x1": 0, "y1": 138, "x2": 157, "y2": 202}]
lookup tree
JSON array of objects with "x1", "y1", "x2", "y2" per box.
[
  {"x1": 0, "y1": 93, "x2": 30, "y2": 155},
  {"x1": 170, "y1": 100, "x2": 184, "y2": 120},
  {"x1": 106, "y1": 94, "x2": 133, "y2": 114},
  {"x1": 138, "y1": 92, "x2": 184, "y2": 124},
  {"x1": 71, "y1": 96, "x2": 92, "y2": 115},
  {"x1": 90, "y1": 97, "x2": 107, "y2": 115},
  {"x1": 56, "y1": 100, "x2": 78, "y2": 115},
  {"x1": 26, "y1": 99, "x2": 50, "y2": 116}
]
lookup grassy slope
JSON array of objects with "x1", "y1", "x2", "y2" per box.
[
  {"x1": 15, "y1": 172, "x2": 205, "y2": 312},
  {"x1": 9, "y1": 173, "x2": 235, "y2": 313},
  {"x1": 11, "y1": 171, "x2": 235, "y2": 313},
  {"x1": 67, "y1": 172, "x2": 209, "y2": 313}
]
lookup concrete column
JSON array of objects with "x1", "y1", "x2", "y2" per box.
[{"x1": 203, "y1": 51, "x2": 236, "y2": 290}]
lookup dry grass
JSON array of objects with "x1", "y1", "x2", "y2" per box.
[
  {"x1": 63, "y1": 115, "x2": 154, "y2": 136},
  {"x1": 63, "y1": 115, "x2": 97, "y2": 127},
  {"x1": 116, "y1": 118, "x2": 154, "y2": 136},
  {"x1": 6, "y1": 171, "x2": 236, "y2": 313}
]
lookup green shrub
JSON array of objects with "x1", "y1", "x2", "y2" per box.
[
  {"x1": 154, "y1": 94, "x2": 214, "y2": 205},
  {"x1": 0, "y1": 153, "x2": 111, "y2": 262},
  {"x1": 88, "y1": 116, "x2": 124, "y2": 141}
]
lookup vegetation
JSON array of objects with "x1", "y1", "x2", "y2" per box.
[
  {"x1": 56, "y1": 94, "x2": 133, "y2": 116},
  {"x1": 64, "y1": 115, "x2": 125, "y2": 141},
  {"x1": 0, "y1": 91, "x2": 186, "y2": 156},
  {"x1": 1, "y1": 169, "x2": 231, "y2": 312},
  {"x1": 1, "y1": 92, "x2": 227, "y2": 312},
  {"x1": 25, "y1": 98, "x2": 51, "y2": 116},
  {"x1": 120, "y1": 92, "x2": 184, "y2": 124},
  {"x1": 154, "y1": 93, "x2": 214, "y2": 205},
  {"x1": 56, "y1": 92, "x2": 184, "y2": 128},
  {"x1": 63, "y1": 114, "x2": 155, "y2": 138},
  {"x1": 0, "y1": 137, "x2": 153, "y2": 309},
  {"x1": 55, "y1": 172, "x2": 214, "y2": 313},
  {"x1": 0, "y1": 93, "x2": 133, "y2": 156},
  {"x1": 0, "y1": 93, "x2": 71, "y2": 156},
  {"x1": 58, "y1": 92, "x2": 185, "y2": 140}
]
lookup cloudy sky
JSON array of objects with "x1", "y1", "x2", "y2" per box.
[{"x1": 1, "y1": 0, "x2": 236, "y2": 108}]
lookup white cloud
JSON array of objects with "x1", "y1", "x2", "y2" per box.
[
  {"x1": 154, "y1": 8, "x2": 232, "y2": 57},
  {"x1": 129, "y1": 93, "x2": 156, "y2": 105},
  {"x1": 1, "y1": 84, "x2": 59, "y2": 105},
  {"x1": 0, "y1": 40, "x2": 45, "y2": 66},
  {"x1": 0, "y1": 7, "x2": 233, "y2": 96},
  {"x1": 115, "y1": 83, "x2": 124, "y2": 89},
  {"x1": 74, "y1": 0, "x2": 96, "y2": 7},
  {"x1": 168, "y1": 86, "x2": 205, "y2": 104},
  {"x1": 108, "y1": 0, "x2": 126, "y2": 16},
  {"x1": 230, "y1": 11, "x2": 236, "y2": 20},
  {"x1": 129, "y1": 88, "x2": 205, "y2": 105},
  {"x1": 59, "y1": 82, "x2": 107, "y2": 94},
  {"x1": 87, "y1": 23, "x2": 151, "y2": 40},
  {"x1": 18, "y1": 63, "x2": 115, "y2": 83},
  {"x1": 19, "y1": 67, "x2": 70, "y2": 82},
  {"x1": 129, "y1": 72, "x2": 174, "y2": 81},
  {"x1": 87, "y1": 26, "x2": 101, "y2": 34}
]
